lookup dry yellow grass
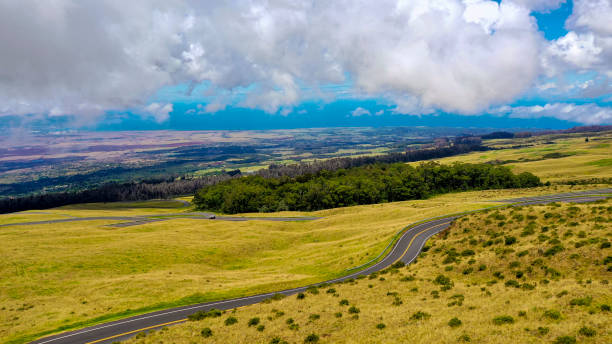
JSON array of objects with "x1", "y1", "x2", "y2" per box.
[
  {"x1": 411, "y1": 131, "x2": 612, "y2": 183},
  {"x1": 0, "y1": 186, "x2": 604, "y2": 343},
  {"x1": 125, "y1": 199, "x2": 612, "y2": 344}
]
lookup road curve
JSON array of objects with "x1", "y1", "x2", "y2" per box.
[{"x1": 30, "y1": 190, "x2": 610, "y2": 344}]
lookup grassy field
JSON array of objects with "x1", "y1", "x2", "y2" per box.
[
  {"x1": 0, "y1": 186, "x2": 604, "y2": 343},
  {"x1": 412, "y1": 131, "x2": 612, "y2": 183},
  {"x1": 124, "y1": 199, "x2": 612, "y2": 344}
]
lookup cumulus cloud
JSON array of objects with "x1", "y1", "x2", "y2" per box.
[
  {"x1": 351, "y1": 107, "x2": 371, "y2": 117},
  {"x1": 498, "y1": 103, "x2": 612, "y2": 125},
  {"x1": 0, "y1": 0, "x2": 550, "y2": 124},
  {"x1": 542, "y1": 0, "x2": 612, "y2": 77},
  {"x1": 143, "y1": 103, "x2": 174, "y2": 122}
]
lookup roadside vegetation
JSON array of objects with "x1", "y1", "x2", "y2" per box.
[
  {"x1": 0, "y1": 185, "x2": 597, "y2": 343},
  {"x1": 194, "y1": 162, "x2": 540, "y2": 213},
  {"x1": 123, "y1": 199, "x2": 612, "y2": 344}
]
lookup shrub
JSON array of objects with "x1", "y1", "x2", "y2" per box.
[
  {"x1": 224, "y1": 316, "x2": 238, "y2": 326},
  {"x1": 376, "y1": 323, "x2": 386, "y2": 329},
  {"x1": 601, "y1": 242, "x2": 611, "y2": 249},
  {"x1": 306, "y1": 286, "x2": 319, "y2": 294},
  {"x1": 434, "y1": 274, "x2": 453, "y2": 286},
  {"x1": 505, "y1": 280, "x2": 520, "y2": 288},
  {"x1": 537, "y1": 327, "x2": 549, "y2": 335},
  {"x1": 478, "y1": 264, "x2": 487, "y2": 271},
  {"x1": 286, "y1": 318, "x2": 294, "y2": 324},
  {"x1": 544, "y1": 245, "x2": 564, "y2": 257},
  {"x1": 270, "y1": 338, "x2": 288, "y2": 344},
  {"x1": 297, "y1": 293, "x2": 306, "y2": 299},
  {"x1": 348, "y1": 306, "x2": 360, "y2": 314},
  {"x1": 189, "y1": 309, "x2": 222, "y2": 321},
  {"x1": 248, "y1": 317, "x2": 260, "y2": 326},
  {"x1": 543, "y1": 310, "x2": 561, "y2": 320},
  {"x1": 458, "y1": 334, "x2": 471, "y2": 342},
  {"x1": 339, "y1": 299, "x2": 349, "y2": 306},
  {"x1": 309, "y1": 314, "x2": 320, "y2": 321},
  {"x1": 569, "y1": 296, "x2": 592, "y2": 306},
  {"x1": 492, "y1": 315, "x2": 515, "y2": 325},
  {"x1": 257, "y1": 324, "x2": 265, "y2": 332},
  {"x1": 410, "y1": 311, "x2": 431, "y2": 320},
  {"x1": 462, "y1": 267, "x2": 473, "y2": 275},
  {"x1": 517, "y1": 250, "x2": 529, "y2": 257},
  {"x1": 600, "y1": 304, "x2": 610, "y2": 312},
  {"x1": 505, "y1": 236, "x2": 517, "y2": 245},
  {"x1": 304, "y1": 333, "x2": 319, "y2": 343},
  {"x1": 578, "y1": 326, "x2": 596, "y2": 337},
  {"x1": 553, "y1": 336, "x2": 576, "y2": 344},
  {"x1": 200, "y1": 327, "x2": 213, "y2": 337},
  {"x1": 518, "y1": 311, "x2": 526, "y2": 317},
  {"x1": 289, "y1": 323, "x2": 299, "y2": 330},
  {"x1": 448, "y1": 317, "x2": 462, "y2": 327},
  {"x1": 334, "y1": 312, "x2": 342, "y2": 318},
  {"x1": 326, "y1": 288, "x2": 336, "y2": 294},
  {"x1": 391, "y1": 261, "x2": 406, "y2": 268},
  {"x1": 461, "y1": 249, "x2": 475, "y2": 256}
]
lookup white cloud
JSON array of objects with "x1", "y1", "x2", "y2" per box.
[
  {"x1": 351, "y1": 107, "x2": 371, "y2": 117},
  {"x1": 542, "y1": 0, "x2": 612, "y2": 77},
  {"x1": 497, "y1": 103, "x2": 612, "y2": 125},
  {"x1": 144, "y1": 103, "x2": 173, "y2": 122},
  {"x1": 0, "y1": 0, "x2": 593, "y2": 125}
]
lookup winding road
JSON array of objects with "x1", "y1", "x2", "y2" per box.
[{"x1": 28, "y1": 189, "x2": 611, "y2": 344}]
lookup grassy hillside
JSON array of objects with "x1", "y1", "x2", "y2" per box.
[
  {"x1": 413, "y1": 131, "x2": 612, "y2": 184},
  {"x1": 125, "y1": 199, "x2": 611, "y2": 344},
  {"x1": 0, "y1": 186, "x2": 601, "y2": 343}
]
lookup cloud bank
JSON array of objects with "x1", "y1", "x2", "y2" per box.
[{"x1": 0, "y1": 0, "x2": 609, "y2": 125}]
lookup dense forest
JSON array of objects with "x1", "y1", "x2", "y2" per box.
[
  {"x1": 0, "y1": 143, "x2": 485, "y2": 213},
  {"x1": 194, "y1": 162, "x2": 541, "y2": 214}
]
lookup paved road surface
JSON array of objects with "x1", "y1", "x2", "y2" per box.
[{"x1": 28, "y1": 189, "x2": 611, "y2": 344}]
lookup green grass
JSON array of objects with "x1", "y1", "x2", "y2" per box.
[
  {"x1": 1, "y1": 186, "x2": 603, "y2": 343},
  {"x1": 413, "y1": 131, "x2": 612, "y2": 184},
  {"x1": 124, "y1": 199, "x2": 612, "y2": 343}
]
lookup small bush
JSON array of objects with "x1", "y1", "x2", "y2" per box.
[
  {"x1": 189, "y1": 309, "x2": 222, "y2": 321},
  {"x1": 458, "y1": 334, "x2": 471, "y2": 342},
  {"x1": 376, "y1": 323, "x2": 386, "y2": 329},
  {"x1": 224, "y1": 316, "x2": 238, "y2": 326},
  {"x1": 448, "y1": 317, "x2": 462, "y2": 327},
  {"x1": 544, "y1": 245, "x2": 564, "y2": 257},
  {"x1": 297, "y1": 293, "x2": 306, "y2": 300},
  {"x1": 569, "y1": 296, "x2": 592, "y2": 306},
  {"x1": 537, "y1": 327, "x2": 549, "y2": 335},
  {"x1": 257, "y1": 324, "x2": 265, "y2": 332},
  {"x1": 410, "y1": 311, "x2": 431, "y2": 320},
  {"x1": 601, "y1": 242, "x2": 611, "y2": 249},
  {"x1": 248, "y1": 317, "x2": 260, "y2": 327},
  {"x1": 309, "y1": 314, "x2": 320, "y2": 321},
  {"x1": 478, "y1": 264, "x2": 486, "y2": 271},
  {"x1": 505, "y1": 280, "x2": 520, "y2": 288},
  {"x1": 462, "y1": 268, "x2": 473, "y2": 275},
  {"x1": 461, "y1": 249, "x2": 475, "y2": 256},
  {"x1": 552, "y1": 336, "x2": 576, "y2": 344},
  {"x1": 578, "y1": 326, "x2": 596, "y2": 337},
  {"x1": 326, "y1": 288, "x2": 336, "y2": 294},
  {"x1": 505, "y1": 236, "x2": 517, "y2": 245},
  {"x1": 200, "y1": 327, "x2": 213, "y2": 338},
  {"x1": 543, "y1": 310, "x2": 561, "y2": 320},
  {"x1": 600, "y1": 304, "x2": 610, "y2": 312},
  {"x1": 391, "y1": 261, "x2": 406, "y2": 268},
  {"x1": 334, "y1": 312, "x2": 342, "y2": 318},
  {"x1": 306, "y1": 286, "x2": 320, "y2": 294},
  {"x1": 270, "y1": 338, "x2": 288, "y2": 344},
  {"x1": 339, "y1": 299, "x2": 349, "y2": 306},
  {"x1": 518, "y1": 311, "x2": 526, "y2": 317},
  {"x1": 304, "y1": 333, "x2": 319, "y2": 343},
  {"x1": 348, "y1": 306, "x2": 360, "y2": 314},
  {"x1": 492, "y1": 315, "x2": 515, "y2": 325}
]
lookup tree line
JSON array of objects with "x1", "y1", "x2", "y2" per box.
[
  {"x1": 194, "y1": 162, "x2": 541, "y2": 214},
  {"x1": 0, "y1": 143, "x2": 486, "y2": 213}
]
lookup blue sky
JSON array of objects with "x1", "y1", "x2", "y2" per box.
[{"x1": 0, "y1": 1, "x2": 610, "y2": 131}]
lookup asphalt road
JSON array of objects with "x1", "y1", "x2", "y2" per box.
[
  {"x1": 0, "y1": 213, "x2": 320, "y2": 228},
  {"x1": 29, "y1": 189, "x2": 611, "y2": 344}
]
